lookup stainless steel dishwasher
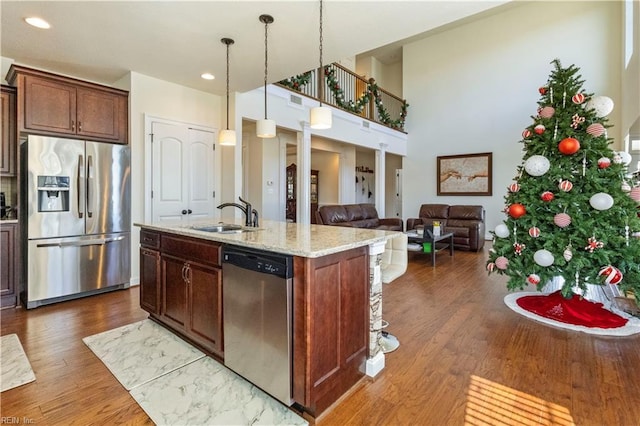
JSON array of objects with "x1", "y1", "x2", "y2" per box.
[{"x1": 222, "y1": 245, "x2": 294, "y2": 406}]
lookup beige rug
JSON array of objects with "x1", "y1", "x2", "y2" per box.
[
  {"x1": 1, "y1": 334, "x2": 36, "y2": 392},
  {"x1": 85, "y1": 320, "x2": 307, "y2": 425}
]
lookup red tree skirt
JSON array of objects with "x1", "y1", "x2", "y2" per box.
[{"x1": 516, "y1": 290, "x2": 627, "y2": 329}]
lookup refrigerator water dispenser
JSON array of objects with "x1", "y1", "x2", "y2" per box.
[{"x1": 37, "y1": 176, "x2": 70, "y2": 212}]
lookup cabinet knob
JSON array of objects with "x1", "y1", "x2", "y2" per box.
[
  {"x1": 71, "y1": 120, "x2": 75, "y2": 132},
  {"x1": 78, "y1": 121, "x2": 82, "y2": 132}
]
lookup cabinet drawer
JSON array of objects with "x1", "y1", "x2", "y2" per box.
[
  {"x1": 161, "y1": 234, "x2": 220, "y2": 267},
  {"x1": 140, "y1": 230, "x2": 160, "y2": 249}
]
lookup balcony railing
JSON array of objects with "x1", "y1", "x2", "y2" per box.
[{"x1": 277, "y1": 63, "x2": 409, "y2": 132}]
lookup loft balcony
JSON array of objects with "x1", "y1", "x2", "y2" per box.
[{"x1": 277, "y1": 63, "x2": 409, "y2": 133}]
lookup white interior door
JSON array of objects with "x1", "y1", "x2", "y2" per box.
[{"x1": 151, "y1": 121, "x2": 215, "y2": 222}]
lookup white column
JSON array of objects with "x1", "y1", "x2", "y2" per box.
[
  {"x1": 375, "y1": 143, "x2": 387, "y2": 216},
  {"x1": 297, "y1": 122, "x2": 312, "y2": 224}
]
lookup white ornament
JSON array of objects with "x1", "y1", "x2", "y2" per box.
[
  {"x1": 622, "y1": 181, "x2": 631, "y2": 192},
  {"x1": 589, "y1": 192, "x2": 614, "y2": 210},
  {"x1": 524, "y1": 155, "x2": 551, "y2": 177},
  {"x1": 563, "y1": 247, "x2": 573, "y2": 261},
  {"x1": 533, "y1": 249, "x2": 555, "y2": 267},
  {"x1": 585, "y1": 95, "x2": 614, "y2": 117},
  {"x1": 618, "y1": 151, "x2": 632, "y2": 166},
  {"x1": 494, "y1": 223, "x2": 510, "y2": 238}
]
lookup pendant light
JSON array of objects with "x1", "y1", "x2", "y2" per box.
[
  {"x1": 256, "y1": 14, "x2": 276, "y2": 138},
  {"x1": 219, "y1": 37, "x2": 236, "y2": 146},
  {"x1": 309, "y1": 0, "x2": 332, "y2": 130}
]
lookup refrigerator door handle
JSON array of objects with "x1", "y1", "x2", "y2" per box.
[
  {"x1": 87, "y1": 155, "x2": 94, "y2": 218},
  {"x1": 36, "y1": 235, "x2": 126, "y2": 248},
  {"x1": 77, "y1": 155, "x2": 84, "y2": 219}
]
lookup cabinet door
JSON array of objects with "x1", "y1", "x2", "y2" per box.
[
  {"x1": 187, "y1": 261, "x2": 222, "y2": 356},
  {"x1": 140, "y1": 248, "x2": 160, "y2": 314},
  {"x1": 0, "y1": 224, "x2": 17, "y2": 308},
  {"x1": 76, "y1": 87, "x2": 127, "y2": 143},
  {"x1": 1, "y1": 87, "x2": 16, "y2": 176},
  {"x1": 161, "y1": 254, "x2": 188, "y2": 329},
  {"x1": 293, "y1": 246, "x2": 368, "y2": 415},
  {"x1": 24, "y1": 76, "x2": 77, "y2": 135}
]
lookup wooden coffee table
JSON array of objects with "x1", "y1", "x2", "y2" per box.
[{"x1": 406, "y1": 230, "x2": 454, "y2": 266}]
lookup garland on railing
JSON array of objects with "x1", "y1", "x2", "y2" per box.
[
  {"x1": 324, "y1": 67, "x2": 370, "y2": 114},
  {"x1": 369, "y1": 82, "x2": 409, "y2": 130},
  {"x1": 278, "y1": 71, "x2": 312, "y2": 92}
]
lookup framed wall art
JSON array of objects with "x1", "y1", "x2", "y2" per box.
[{"x1": 437, "y1": 152, "x2": 492, "y2": 196}]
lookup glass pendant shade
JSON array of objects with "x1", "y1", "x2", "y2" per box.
[
  {"x1": 218, "y1": 129, "x2": 237, "y2": 146},
  {"x1": 310, "y1": 106, "x2": 332, "y2": 129},
  {"x1": 256, "y1": 119, "x2": 276, "y2": 138}
]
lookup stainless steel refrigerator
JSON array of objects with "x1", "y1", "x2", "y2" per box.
[{"x1": 21, "y1": 135, "x2": 131, "y2": 308}]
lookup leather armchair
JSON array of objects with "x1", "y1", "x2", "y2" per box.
[{"x1": 407, "y1": 204, "x2": 485, "y2": 251}]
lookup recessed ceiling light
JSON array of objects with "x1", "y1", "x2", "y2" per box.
[
  {"x1": 201, "y1": 73, "x2": 215, "y2": 80},
  {"x1": 25, "y1": 17, "x2": 51, "y2": 29}
]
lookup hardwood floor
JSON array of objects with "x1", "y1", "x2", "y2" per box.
[{"x1": 2, "y1": 246, "x2": 639, "y2": 425}]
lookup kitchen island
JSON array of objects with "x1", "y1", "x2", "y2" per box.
[{"x1": 135, "y1": 219, "x2": 400, "y2": 417}]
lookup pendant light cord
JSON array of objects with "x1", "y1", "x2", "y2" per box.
[
  {"x1": 318, "y1": 0, "x2": 324, "y2": 106},
  {"x1": 225, "y1": 40, "x2": 231, "y2": 130},
  {"x1": 264, "y1": 18, "x2": 269, "y2": 119}
]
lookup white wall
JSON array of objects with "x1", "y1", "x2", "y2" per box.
[
  {"x1": 403, "y1": 0, "x2": 623, "y2": 239},
  {"x1": 125, "y1": 71, "x2": 221, "y2": 284},
  {"x1": 621, "y1": 0, "x2": 640, "y2": 137},
  {"x1": 311, "y1": 150, "x2": 340, "y2": 206}
]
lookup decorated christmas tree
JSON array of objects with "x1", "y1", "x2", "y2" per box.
[{"x1": 487, "y1": 59, "x2": 640, "y2": 301}]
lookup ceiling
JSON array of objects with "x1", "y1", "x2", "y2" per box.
[{"x1": 1, "y1": 1, "x2": 512, "y2": 96}]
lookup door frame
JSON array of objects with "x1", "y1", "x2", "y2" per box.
[{"x1": 143, "y1": 114, "x2": 220, "y2": 222}]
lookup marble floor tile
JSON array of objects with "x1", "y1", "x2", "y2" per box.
[
  {"x1": 83, "y1": 319, "x2": 205, "y2": 390},
  {"x1": 130, "y1": 356, "x2": 307, "y2": 426},
  {"x1": 1, "y1": 334, "x2": 36, "y2": 392}
]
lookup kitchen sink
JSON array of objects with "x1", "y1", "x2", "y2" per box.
[{"x1": 191, "y1": 224, "x2": 259, "y2": 234}]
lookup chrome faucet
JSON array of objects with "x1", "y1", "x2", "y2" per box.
[{"x1": 217, "y1": 196, "x2": 258, "y2": 227}]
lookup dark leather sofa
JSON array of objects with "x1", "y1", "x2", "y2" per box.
[
  {"x1": 406, "y1": 204, "x2": 485, "y2": 251},
  {"x1": 316, "y1": 203, "x2": 403, "y2": 231}
]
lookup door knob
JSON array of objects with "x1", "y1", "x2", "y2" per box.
[{"x1": 182, "y1": 209, "x2": 188, "y2": 215}]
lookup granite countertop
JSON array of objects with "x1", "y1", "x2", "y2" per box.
[{"x1": 135, "y1": 219, "x2": 400, "y2": 258}]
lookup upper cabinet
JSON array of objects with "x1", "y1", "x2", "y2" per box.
[
  {"x1": 6, "y1": 65, "x2": 129, "y2": 144},
  {"x1": 1, "y1": 85, "x2": 17, "y2": 176}
]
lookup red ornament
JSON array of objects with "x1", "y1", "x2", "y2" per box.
[
  {"x1": 585, "y1": 237, "x2": 604, "y2": 253},
  {"x1": 508, "y1": 203, "x2": 526, "y2": 219},
  {"x1": 527, "y1": 274, "x2": 541, "y2": 285},
  {"x1": 554, "y1": 212, "x2": 571, "y2": 228},
  {"x1": 541, "y1": 191, "x2": 555, "y2": 202},
  {"x1": 598, "y1": 157, "x2": 611, "y2": 169},
  {"x1": 487, "y1": 262, "x2": 495, "y2": 272},
  {"x1": 572, "y1": 93, "x2": 585, "y2": 104},
  {"x1": 513, "y1": 242, "x2": 526, "y2": 255},
  {"x1": 598, "y1": 265, "x2": 623, "y2": 285},
  {"x1": 539, "y1": 87, "x2": 547, "y2": 95},
  {"x1": 534, "y1": 124, "x2": 545, "y2": 134},
  {"x1": 508, "y1": 183, "x2": 521, "y2": 193},
  {"x1": 528, "y1": 227, "x2": 541, "y2": 238},
  {"x1": 558, "y1": 180, "x2": 573, "y2": 192},
  {"x1": 558, "y1": 137, "x2": 580, "y2": 155},
  {"x1": 586, "y1": 123, "x2": 605, "y2": 137},
  {"x1": 539, "y1": 106, "x2": 555, "y2": 118},
  {"x1": 522, "y1": 129, "x2": 532, "y2": 139}
]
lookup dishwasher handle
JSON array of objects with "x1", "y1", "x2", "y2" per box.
[{"x1": 223, "y1": 246, "x2": 293, "y2": 279}]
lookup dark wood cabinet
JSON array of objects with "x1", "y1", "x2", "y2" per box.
[
  {"x1": 1, "y1": 85, "x2": 17, "y2": 176},
  {"x1": 0, "y1": 223, "x2": 18, "y2": 308},
  {"x1": 139, "y1": 230, "x2": 160, "y2": 315},
  {"x1": 6, "y1": 65, "x2": 129, "y2": 144},
  {"x1": 286, "y1": 163, "x2": 319, "y2": 223},
  {"x1": 292, "y1": 245, "x2": 369, "y2": 416},
  {"x1": 139, "y1": 230, "x2": 223, "y2": 358}
]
